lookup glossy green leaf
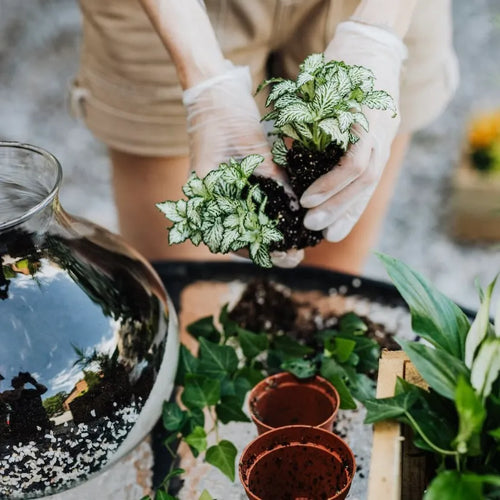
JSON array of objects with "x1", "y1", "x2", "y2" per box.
[
  {"x1": 237, "y1": 366, "x2": 265, "y2": 387},
  {"x1": 181, "y1": 375, "x2": 220, "y2": 410},
  {"x1": 184, "y1": 426, "x2": 207, "y2": 456},
  {"x1": 398, "y1": 339, "x2": 469, "y2": 400},
  {"x1": 424, "y1": 471, "x2": 483, "y2": 500},
  {"x1": 281, "y1": 358, "x2": 317, "y2": 379},
  {"x1": 378, "y1": 253, "x2": 470, "y2": 360},
  {"x1": 198, "y1": 490, "x2": 215, "y2": 500},
  {"x1": 219, "y1": 303, "x2": 238, "y2": 338},
  {"x1": 216, "y1": 396, "x2": 251, "y2": 424},
  {"x1": 236, "y1": 326, "x2": 269, "y2": 360},
  {"x1": 320, "y1": 358, "x2": 356, "y2": 409},
  {"x1": 205, "y1": 440, "x2": 237, "y2": 481},
  {"x1": 187, "y1": 316, "x2": 221, "y2": 344},
  {"x1": 154, "y1": 491, "x2": 177, "y2": 500},
  {"x1": 198, "y1": 338, "x2": 239, "y2": 380},
  {"x1": 364, "y1": 389, "x2": 419, "y2": 424},
  {"x1": 162, "y1": 401, "x2": 187, "y2": 432},
  {"x1": 273, "y1": 335, "x2": 314, "y2": 358},
  {"x1": 339, "y1": 312, "x2": 368, "y2": 335}
]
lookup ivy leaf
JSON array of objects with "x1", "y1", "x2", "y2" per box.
[
  {"x1": 424, "y1": 471, "x2": 483, "y2": 500},
  {"x1": 237, "y1": 327, "x2": 269, "y2": 360},
  {"x1": 320, "y1": 358, "x2": 356, "y2": 409},
  {"x1": 377, "y1": 253, "x2": 470, "y2": 360},
  {"x1": 176, "y1": 344, "x2": 199, "y2": 386},
  {"x1": 237, "y1": 366, "x2": 265, "y2": 387},
  {"x1": 281, "y1": 358, "x2": 317, "y2": 379},
  {"x1": 364, "y1": 389, "x2": 419, "y2": 424},
  {"x1": 216, "y1": 396, "x2": 251, "y2": 424},
  {"x1": 205, "y1": 440, "x2": 238, "y2": 481},
  {"x1": 154, "y1": 491, "x2": 177, "y2": 500},
  {"x1": 186, "y1": 316, "x2": 221, "y2": 343},
  {"x1": 162, "y1": 401, "x2": 187, "y2": 432},
  {"x1": 339, "y1": 312, "x2": 368, "y2": 335},
  {"x1": 184, "y1": 426, "x2": 207, "y2": 457},
  {"x1": 198, "y1": 338, "x2": 239, "y2": 379},
  {"x1": 181, "y1": 374, "x2": 220, "y2": 410},
  {"x1": 273, "y1": 335, "x2": 314, "y2": 358}
]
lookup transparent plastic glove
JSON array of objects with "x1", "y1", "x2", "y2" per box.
[
  {"x1": 183, "y1": 63, "x2": 304, "y2": 268},
  {"x1": 301, "y1": 21, "x2": 407, "y2": 242}
]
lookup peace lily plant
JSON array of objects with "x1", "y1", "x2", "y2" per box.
[
  {"x1": 366, "y1": 254, "x2": 500, "y2": 500},
  {"x1": 158, "y1": 54, "x2": 395, "y2": 267}
]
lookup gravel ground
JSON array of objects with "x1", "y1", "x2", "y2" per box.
[{"x1": 0, "y1": 0, "x2": 499, "y2": 497}]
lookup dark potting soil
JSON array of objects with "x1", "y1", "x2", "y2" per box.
[
  {"x1": 249, "y1": 142, "x2": 344, "y2": 252},
  {"x1": 229, "y1": 278, "x2": 399, "y2": 351}
]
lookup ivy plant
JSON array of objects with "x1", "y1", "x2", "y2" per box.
[
  {"x1": 364, "y1": 254, "x2": 500, "y2": 500},
  {"x1": 256, "y1": 53, "x2": 396, "y2": 164},
  {"x1": 157, "y1": 155, "x2": 283, "y2": 268}
]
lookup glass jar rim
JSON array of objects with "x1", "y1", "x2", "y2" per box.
[{"x1": 0, "y1": 141, "x2": 62, "y2": 231}]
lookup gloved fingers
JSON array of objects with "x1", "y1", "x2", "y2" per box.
[
  {"x1": 323, "y1": 189, "x2": 374, "y2": 242},
  {"x1": 303, "y1": 181, "x2": 373, "y2": 231},
  {"x1": 300, "y1": 136, "x2": 372, "y2": 209},
  {"x1": 271, "y1": 248, "x2": 305, "y2": 268}
]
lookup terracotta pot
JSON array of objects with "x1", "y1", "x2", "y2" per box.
[
  {"x1": 239, "y1": 425, "x2": 356, "y2": 500},
  {"x1": 248, "y1": 372, "x2": 340, "y2": 434}
]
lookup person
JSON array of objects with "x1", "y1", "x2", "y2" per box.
[{"x1": 71, "y1": 0, "x2": 458, "y2": 274}]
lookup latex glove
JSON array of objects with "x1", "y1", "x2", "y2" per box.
[
  {"x1": 301, "y1": 21, "x2": 407, "y2": 242},
  {"x1": 183, "y1": 63, "x2": 304, "y2": 268}
]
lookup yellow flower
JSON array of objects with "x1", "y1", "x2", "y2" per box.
[{"x1": 468, "y1": 110, "x2": 500, "y2": 150}]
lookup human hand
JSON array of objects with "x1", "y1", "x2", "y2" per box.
[
  {"x1": 301, "y1": 21, "x2": 407, "y2": 242},
  {"x1": 183, "y1": 62, "x2": 304, "y2": 268}
]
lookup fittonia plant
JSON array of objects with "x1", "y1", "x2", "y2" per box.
[{"x1": 158, "y1": 54, "x2": 396, "y2": 267}]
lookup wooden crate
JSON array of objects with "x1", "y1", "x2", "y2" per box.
[
  {"x1": 367, "y1": 351, "x2": 431, "y2": 500},
  {"x1": 450, "y1": 153, "x2": 500, "y2": 241}
]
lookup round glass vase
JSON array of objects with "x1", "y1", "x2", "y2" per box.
[{"x1": 0, "y1": 142, "x2": 179, "y2": 498}]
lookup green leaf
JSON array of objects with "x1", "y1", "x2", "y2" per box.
[
  {"x1": 186, "y1": 316, "x2": 221, "y2": 344},
  {"x1": 156, "y1": 200, "x2": 185, "y2": 223},
  {"x1": 181, "y1": 375, "x2": 220, "y2": 410},
  {"x1": 281, "y1": 358, "x2": 317, "y2": 379},
  {"x1": 162, "y1": 401, "x2": 187, "y2": 432},
  {"x1": 339, "y1": 312, "x2": 368, "y2": 335},
  {"x1": 175, "y1": 344, "x2": 199, "y2": 385},
  {"x1": 363, "y1": 90, "x2": 395, "y2": 112},
  {"x1": 240, "y1": 154, "x2": 264, "y2": 177},
  {"x1": 216, "y1": 395, "x2": 251, "y2": 424},
  {"x1": 453, "y1": 375, "x2": 486, "y2": 454},
  {"x1": 364, "y1": 388, "x2": 419, "y2": 424},
  {"x1": 424, "y1": 471, "x2": 483, "y2": 500},
  {"x1": 219, "y1": 303, "x2": 238, "y2": 338},
  {"x1": 205, "y1": 440, "x2": 238, "y2": 482},
  {"x1": 237, "y1": 326, "x2": 269, "y2": 360},
  {"x1": 398, "y1": 338, "x2": 469, "y2": 400},
  {"x1": 326, "y1": 337, "x2": 356, "y2": 363},
  {"x1": 471, "y1": 337, "x2": 500, "y2": 400},
  {"x1": 237, "y1": 366, "x2": 265, "y2": 387},
  {"x1": 154, "y1": 491, "x2": 177, "y2": 500},
  {"x1": 377, "y1": 253, "x2": 470, "y2": 360},
  {"x1": 320, "y1": 358, "x2": 356, "y2": 409},
  {"x1": 465, "y1": 277, "x2": 497, "y2": 368},
  {"x1": 168, "y1": 222, "x2": 190, "y2": 245},
  {"x1": 220, "y1": 376, "x2": 252, "y2": 405},
  {"x1": 275, "y1": 102, "x2": 313, "y2": 127},
  {"x1": 198, "y1": 338, "x2": 239, "y2": 379},
  {"x1": 163, "y1": 468, "x2": 185, "y2": 482},
  {"x1": 273, "y1": 335, "x2": 314, "y2": 358},
  {"x1": 198, "y1": 490, "x2": 215, "y2": 500},
  {"x1": 181, "y1": 407, "x2": 205, "y2": 435},
  {"x1": 300, "y1": 53, "x2": 325, "y2": 74},
  {"x1": 348, "y1": 372, "x2": 376, "y2": 403},
  {"x1": 184, "y1": 426, "x2": 207, "y2": 456},
  {"x1": 264, "y1": 79, "x2": 297, "y2": 107}
]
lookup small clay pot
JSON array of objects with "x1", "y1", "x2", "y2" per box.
[
  {"x1": 239, "y1": 425, "x2": 356, "y2": 500},
  {"x1": 248, "y1": 372, "x2": 340, "y2": 434}
]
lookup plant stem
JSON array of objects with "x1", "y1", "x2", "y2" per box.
[{"x1": 405, "y1": 412, "x2": 458, "y2": 457}]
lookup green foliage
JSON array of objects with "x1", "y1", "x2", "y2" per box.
[
  {"x1": 364, "y1": 255, "x2": 500, "y2": 499},
  {"x1": 42, "y1": 391, "x2": 68, "y2": 418},
  {"x1": 257, "y1": 53, "x2": 395, "y2": 156},
  {"x1": 157, "y1": 155, "x2": 283, "y2": 268}
]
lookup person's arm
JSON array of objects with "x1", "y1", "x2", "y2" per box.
[{"x1": 138, "y1": 0, "x2": 227, "y2": 88}]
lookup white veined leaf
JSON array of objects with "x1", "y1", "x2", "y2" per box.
[
  {"x1": 348, "y1": 65, "x2": 374, "y2": 92},
  {"x1": 465, "y1": 277, "x2": 497, "y2": 368},
  {"x1": 202, "y1": 220, "x2": 224, "y2": 253},
  {"x1": 349, "y1": 131, "x2": 360, "y2": 144},
  {"x1": 240, "y1": 154, "x2": 264, "y2": 177},
  {"x1": 243, "y1": 211, "x2": 258, "y2": 231},
  {"x1": 252, "y1": 243, "x2": 273, "y2": 268},
  {"x1": 294, "y1": 122, "x2": 314, "y2": 140},
  {"x1": 223, "y1": 213, "x2": 240, "y2": 229},
  {"x1": 190, "y1": 231, "x2": 203, "y2": 246},
  {"x1": 246, "y1": 184, "x2": 262, "y2": 205},
  {"x1": 275, "y1": 102, "x2": 313, "y2": 127},
  {"x1": 203, "y1": 169, "x2": 223, "y2": 192},
  {"x1": 280, "y1": 124, "x2": 301, "y2": 141},
  {"x1": 363, "y1": 90, "x2": 395, "y2": 111},
  {"x1": 299, "y1": 53, "x2": 325, "y2": 74},
  {"x1": 221, "y1": 165, "x2": 241, "y2": 185},
  {"x1": 266, "y1": 80, "x2": 297, "y2": 107},
  {"x1": 186, "y1": 197, "x2": 204, "y2": 226},
  {"x1": 175, "y1": 199, "x2": 187, "y2": 217},
  {"x1": 271, "y1": 137, "x2": 289, "y2": 166},
  {"x1": 168, "y1": 222, "x2": 190, "y2": 245},
  {"x1": 336, "y1": 110, "x2": 354, "y2": 133},
  {"x1": 296, "y1": 71, "x2": 314, "y2": 89},
  {"x1": 220, "y1": 228, "x2": 240, "y2": 253},
  {"x1": 216, "y1": 196, "x2": 236, "y2": 214},
  {"x1": 206, "y1": 200, "x2": 221, "y2": 217},
  {"x1": 249, "y1": 240, "x2": 261, "y2": 259},
  {"x1": 345, "y1": 99, "x2": 362, "y2": 112},
  {"x1": 274, "y1": 93, "x2": 303, "y2": 110},
  {"x1": 471, "y1": 337, "x2": 500, "y2": 400},
  {"x1": 261, "y1": 226, "x2": 283, "y2": 244},
  {"x1": 352, "y1": 112, "x2": 369, "y2": 132},
  {"x1": 185, "y1": 175, "x2": 206, "y2": 197},
  {"x1": 312, "y1": 80, "x2": 341, "y2": 118},
  {"x1": 333, "y1": 66, "x2": 352, "y2": 97},
  {"x1": 318, "y1": 118, "x2": 349, "y2": 149},
  {"x1": 156, "y1": 200, "x2": 185, "y2": 223},
  {"x1": 262, "y1": 109, "x2": 280, "y2": 122}
]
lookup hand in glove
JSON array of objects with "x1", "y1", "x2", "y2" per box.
[
  {"x1": 183, "y1": 63, "x2": 304, "y2": 268},
  {"x1": 301, "y1": 21, "x2": 407, "y2": 242}
]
